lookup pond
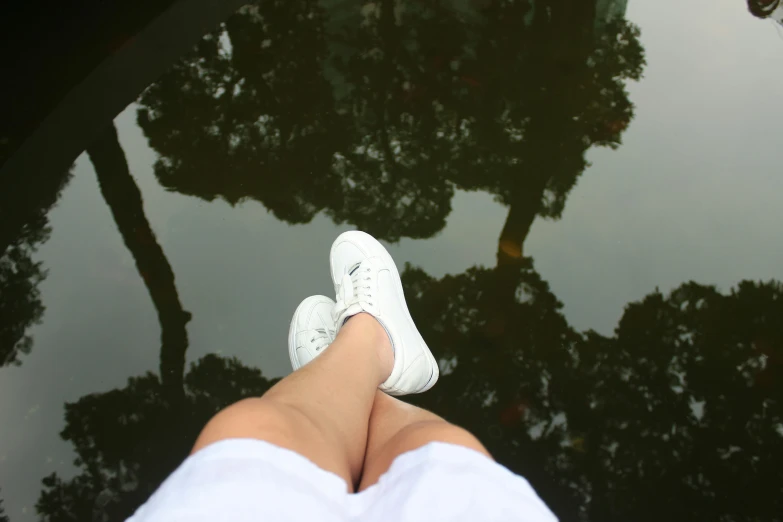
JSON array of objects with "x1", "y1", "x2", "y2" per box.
[{"x1": 1, "y1": 0, "x2": 782, "y2": 520}]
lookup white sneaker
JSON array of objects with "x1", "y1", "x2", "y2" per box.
[
  {"x1": 330, "y1": 230, "x2": 439, "y2": 395},
  {"x1": 288, "y1": 295, "x2": 337, "y2": 371}
]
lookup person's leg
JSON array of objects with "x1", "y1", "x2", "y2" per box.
[
  {"x1": 358, "y1": 390, "x2": 492, "y2": 491},
  {"x1": 192, "y1": 313, "x2": 393, "y2": 490}
]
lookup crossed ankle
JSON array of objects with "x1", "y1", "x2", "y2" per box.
[{"x1": 343, "y1": 313, "x2": 394, "y2": 380}]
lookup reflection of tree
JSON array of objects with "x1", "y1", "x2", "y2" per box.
[
  {"x1": 136, "y1": 0, "x2": 644, "y2": 245},
  {"x1": 332, "y1": 0, "x2": 643, "y2": 245},
  {"x1": 450, "y1": 1, "x2": 645, "y2": 262},
  {"x1": 575, "y1": 281, "x2": 783, "y2": 520},
  {"x1": 137, "y1": 0, "x2": 347, "y2": 224},
  {"x1": 0, "y1": 166, "x2": 71, "y2": 366},
  {"x1": 1, "y1": 120, "x2": 190, "y2": 373},
  {"x1": 36, "y1": 354, "x2": 278, "y2": 522},
  {"x1": 325, "y1": 0, "x2": 464, "y2": 239},
  {"x1": 405, "y1": 262, "x2": 783, "y2": 520},
  {"x1": 86, "y1": 125, "x2": 191, "y2": 395},
  {"x1": 1, "y1": 233, "x2": 49, "y2": 366},
  {"x1": 37, "y1": 126, "x2": 279, "y2": 521},
  {"x1": 404, "y1": 261, "x2": 586, "y2": 519},
  {"x1": 0, "y1": 490, "x2": 8, "y2": 522}
]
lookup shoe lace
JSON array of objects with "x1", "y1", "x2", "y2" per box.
[
  {"x1": 333, "y1": 262, "x2": 375, "y2": 322},
  {"x1": 310, "y1": 327, "x2": 334, "y2": 352}
]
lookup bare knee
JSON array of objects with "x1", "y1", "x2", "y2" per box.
[
  {"x1": 391, "y1": 420, "x2": 491, "y2": 458},
  {"x1": 191, "y1": 397, "x2": 357, "y2": 490},
  {"x1": 359, "y1": 419, "x2": 491, "y2": 490},
  {"x1": 191, "y1": 398, "x2": 301, "y2": 454}
]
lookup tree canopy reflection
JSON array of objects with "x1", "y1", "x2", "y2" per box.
[
  {"x1": 37, "y1": 355, "x2": 277, "y2": 522},
  {"x1": 0, "y1": 166, "x2": 71, "y2": 367},
  {"x1": 136, "y1": 0, "x2": 644, "y2": 250},
  {"x1": 137, "y1": 0, "x2": 346, "y2": 224},
  {"x1": 406, "y1": 262, "x2": 783, "y2": 520}
]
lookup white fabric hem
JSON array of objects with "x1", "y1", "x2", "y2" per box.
[{"x1": 127, "y1": 438, "x2": 558, "y2": 522}]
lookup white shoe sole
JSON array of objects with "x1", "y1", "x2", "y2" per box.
[{"x1": 330, "y1": 231, "x2": 439, "y2": 393}]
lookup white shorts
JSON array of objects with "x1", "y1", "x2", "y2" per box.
[{"x1": 127, "y1": 439, "x2": 557, "y2": 522}]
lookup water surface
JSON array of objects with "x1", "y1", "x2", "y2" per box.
[{"x1": 1, "y1": 0, "x2": 782, "y2": 520}]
